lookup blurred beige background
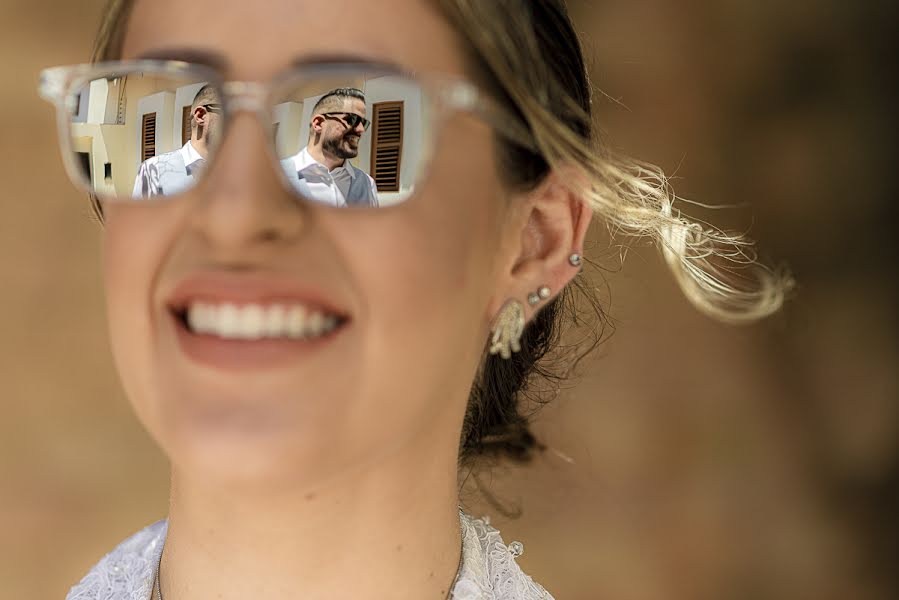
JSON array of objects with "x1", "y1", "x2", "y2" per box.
[{"x1": 1, "y1": 0, "x2": 896, "y2": 598}]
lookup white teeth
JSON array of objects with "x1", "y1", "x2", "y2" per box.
[
  {"x1": 286, "y1": 305, "x2": 306, "y2": 338},
  {"x1": 307, "y1": 311, "x2": 324, "y2": 336},
  {"x1": 185, "y1": 303, "x2": 340, "y2": 340},
  {"x1": 240, "y1": 305, "x2": 264, "y2": 340},
  {"x1": 189, "y1": 303, "x2": 213, "y2": 334},
  {"x1": 218, "y1": 304, "x2": 240, "y2": 337},
  {"x1": 264, "y1": 305, "x2": 286, "y2": 337}
]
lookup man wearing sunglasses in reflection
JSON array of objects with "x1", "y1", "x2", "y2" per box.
[
  {"x1": 132, "y1": 85, "x2": 221, "y2": 199},
  {"x1": 281, "y1": 88, "x2": 379, "y2": 208}
]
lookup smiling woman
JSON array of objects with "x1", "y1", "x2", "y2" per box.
[{"x1": 39, "y1": 0, "x2": 791, "y2": 599}]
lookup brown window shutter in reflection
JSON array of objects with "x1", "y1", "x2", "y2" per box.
[
  {"x1": 182, "y1": 106, "x2": 192, "y2": 145},
  {"x1": 370, "y1": 101, "x2": 403, "y2": 193},
  {"x1": 141, "y1": 112, "x2": 157, "y2": 162}
]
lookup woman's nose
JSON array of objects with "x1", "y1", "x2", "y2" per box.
[{"x1": 185, "y1": 113, "x2": 308, "y2": 253}]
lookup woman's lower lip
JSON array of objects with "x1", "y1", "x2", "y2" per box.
[{"x1": 171, "y1": 312, "x2": 343, "y2": 371}]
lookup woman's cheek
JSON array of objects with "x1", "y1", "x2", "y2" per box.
[
  {"x1": 374, "y1": 196, "x2": 498, "y2": 359},
  {"x1": 102, "y1": 207, "x2": 171, "y2": 415}
]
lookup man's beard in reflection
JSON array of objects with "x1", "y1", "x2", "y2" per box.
[{"x1": 323, "y1": 132, "x2": 360, "y2": 160}]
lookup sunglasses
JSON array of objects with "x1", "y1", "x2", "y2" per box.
[
  {"x1": 321, "y1": 111, "x2": 370, "y2": 131},
  {"x1": 39, "y1": 60, "x2": 534, "y2": 209}
]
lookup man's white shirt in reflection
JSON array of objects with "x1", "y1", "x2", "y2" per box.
[
  {"x1": 132, "y1": 141, "x2": 206, "y2": 199},
  {"x1": 281, "y1": 148, "x2": 379, "y2": 208}
]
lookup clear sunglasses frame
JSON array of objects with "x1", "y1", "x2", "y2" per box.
[{"x1": 38, "y1": 60, "x2": 537, "y2": 205}]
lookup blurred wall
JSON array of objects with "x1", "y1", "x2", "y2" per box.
[{"x1": 1, "y1": 0, "x2": 895, "y2": 598}]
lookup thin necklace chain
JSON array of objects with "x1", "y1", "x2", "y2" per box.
[{"x1": 154, "y1": 539, "x2": 464, "y2": 600}]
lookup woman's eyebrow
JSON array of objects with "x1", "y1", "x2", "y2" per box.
[
  {"x1": 134, "y1": 48, "x2": 228, "y2": 70},
  {"x1": 132, "y1": 50, "x2": 402, "y2": 72},
  {"x1": 289, "y1": 53, "x2": 401, "y2": 69}
]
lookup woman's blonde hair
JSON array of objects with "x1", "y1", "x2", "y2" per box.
[
  {"x1": 437, "y1": 0, "x2": 792, "y2": 324},
  {"x1": 90, "y1": 0, "x2": 791, "y2": 465}
]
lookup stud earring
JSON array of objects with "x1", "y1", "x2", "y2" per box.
[
  {"x1": 569, "y1": 253, "x2": 582, "y2": 268},
  {"x1": 489, "y1": 299, "x2": 525, "y2": 359},
  {"x1": 527, "y1": 286, "x2": 552, "y2": 306}
]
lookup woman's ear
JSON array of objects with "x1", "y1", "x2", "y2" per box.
[{"x1": 496, "y1": 168, "x2": 592, "y2": 315}]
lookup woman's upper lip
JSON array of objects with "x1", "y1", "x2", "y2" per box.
[{"x1": 164, "y1": 272, "x2": 348, "y2": 315}]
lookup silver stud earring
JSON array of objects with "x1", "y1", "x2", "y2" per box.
[
  {"x1": 489, "y1": 300, "x2": 525, "y2": 359},
  {"x1": 527, "y1": 286, "x2": 552, "y2": 306},
  {"x1": 569, "y1": 253, "x2": 582, "y2": 268}
]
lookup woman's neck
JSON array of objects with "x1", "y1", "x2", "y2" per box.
[{"x1": 159, "y1": 447, "x2": 462, "y2": 600}]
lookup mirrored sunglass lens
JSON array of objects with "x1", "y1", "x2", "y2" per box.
[
  {"x1": 64, "y1": 69, "x2": 219, "y2": 201},
  {"x1": 274, "y1": 69, "x2": 431, "y2": 208}
]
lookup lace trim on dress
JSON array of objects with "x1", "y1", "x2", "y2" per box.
[
  {"x1": 452, "y1": 514, "x2": 553, "y2": 600},
  {"x1": 65, "y1": 520, "x2": 168, "y2": 600},
  {"x1": 65, "y1": 513, "x2": 552, "y2": 600}
]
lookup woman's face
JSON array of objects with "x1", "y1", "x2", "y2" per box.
[{"x1": 106, "y1": 0, "x2": 523, "y2": 485}]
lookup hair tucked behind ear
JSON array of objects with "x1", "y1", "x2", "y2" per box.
[{"x1": 438, "y1": 0, "x2": 793, "y2": 468}]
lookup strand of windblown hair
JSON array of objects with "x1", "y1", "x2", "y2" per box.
[{"x1": 442, "y1": 0, "x2": 792, "y2": 323}]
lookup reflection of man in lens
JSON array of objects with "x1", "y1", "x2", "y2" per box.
[
  {"x1": 282, "y1": 88, "x2": 379, "y2": 208},
  {"x1": 132, "y1": 85, "x2": 221, "y2": 198}
]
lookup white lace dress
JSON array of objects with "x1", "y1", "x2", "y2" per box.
[{"x1": 65, "y1": 512, "x2": 553, "y2": 599}]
